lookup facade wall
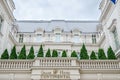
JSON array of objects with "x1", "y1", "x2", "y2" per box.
[
  {"x1": 99, "y1": 0, "x2": 120, "y2": 57},
  {"x1": 1, "y1": 0, "x2": 120, "y2": 58},
  {"x1": 0, "y1": 0, "x2": 15, "y2": 54},
  {"x1": 0, "y1": 73, "x2": 31, "y2": 80},
  {"x1": 0, "y1": 0, "x2": 120, "y2": 80}
]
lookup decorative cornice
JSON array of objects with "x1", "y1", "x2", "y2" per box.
[{"x1": 17, "y1": 20, "x2": 99, "y2": 23}]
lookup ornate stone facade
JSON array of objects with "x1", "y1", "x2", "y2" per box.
[{"x1": 0, "y1": 0, "x2": 120, "y2": 80}]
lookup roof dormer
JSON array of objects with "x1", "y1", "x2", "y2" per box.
[{"x1": 35, "y1": 28, "x2": 44, "y2": 34}]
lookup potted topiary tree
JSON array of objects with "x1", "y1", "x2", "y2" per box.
[
  {"x1": 107, "y1": 46, "x2": 117, "y2": 59},
  {"x1": 98, "y1": 48, "x2": 107, "y2": 59},
  {"x1": 52, "y1": 50, "x2": 58, "y2": 57},
  {"x1": 10, "y1": 46, "x2": 17, "y2": 59},
  {"x1": 1, "y1": 49, "x2": 9, "y2": 59},
  {"x1": 62, "y1": 50, "x2": 67, "y2": 57},
  {"x1": 90, "y1": 51, "x2": 97, "y2": 60},
  {"x1": 71, "y1": 50, "x2": 77, "y2": 57},
  {"x1": 37, "y1": 45, "x2": 44, "y2": 57},
  {"x1": 27, "y1": 46, "x2": 35, "y2": 59},
  {"x1": 46, "y1": 49, "x2": 51, "y2": 57},
  {"x1": 80, "y1": 44, "x2": 89, "y2": 59},
  {"x1": 18, "y1": 45, "x2": 26, "y2": 59}
]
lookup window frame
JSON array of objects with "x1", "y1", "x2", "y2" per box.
[{"x1": 19, "y1": 34, "x2": 24, "y2": 43}]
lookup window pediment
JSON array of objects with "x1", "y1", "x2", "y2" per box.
[
  {"x1": 53, "y1": 27, "x2": 62, "y2": 34},
  {"x1": 35, "y1": 28, "x2": 44, "y2": 34}
]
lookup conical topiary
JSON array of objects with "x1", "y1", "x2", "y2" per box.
[
  {"x1": 90, "y1": 51, "x2": 97, "y2": 60},
  {"x1": 46, "y1": 49, "x2": 51, "y2": 57},
  {"x1": 37, "y1": 45, "x2": 44, "y2": 57},
  {"x1": 52, "y1": 50, "x2": 58, "y2": 57},
  {"x1": 107, "y1": 46, "x2": 117, "y2": 59},
  {"x1": 27, "y1": 46, "x2": 35, "y2": 59},
  {"x1": 62, "y1": 50, "x2": 67, "y2": 57},
  {"x1": 10, "y1": 46, "x2": 17, "y2": 59},
  {"x1": 1, "y1": 49, "x2": 9, "y2": 59},
  {"x1": 98, "y1": 48, "x2": 107, "y2": 59},
  {"x1": 80, "y1": 44, "x2": 89, "y2": 59},
  {"x1": 18, "y1": 45, "x2": 26, "y2": 59},
  {"x1": 71, "y1": 51, "x2": 77, "y2": 57}
]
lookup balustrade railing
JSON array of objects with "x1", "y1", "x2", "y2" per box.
[
  {"x1": 78, "y1": 60, "x2": 120, "y2": 69},
  {"x1": 34, "y1": 58, "x2": 73, "y2": 67},
  {"x1": 0, "y1": 60, "x2": 33, "y2": 69},
  {"x1": 0, "y1": 58, "x2": 119, "y2": 70}
]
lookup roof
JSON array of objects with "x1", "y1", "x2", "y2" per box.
[{"x1": 16, "y1": 20, "x2": 99, "y2": 33}]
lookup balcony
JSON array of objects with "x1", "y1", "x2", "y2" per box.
[{"x1": 0, "y1": 58, "x2": 119, "y2": 70}]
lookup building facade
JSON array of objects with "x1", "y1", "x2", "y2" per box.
[{"x1": 0, "y1": 0, "x2": 120, "y2": 80}]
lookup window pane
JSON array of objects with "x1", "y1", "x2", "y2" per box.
[
  {"x1": 55, "y1": 33, "x2": 61, "y2": 42},
  {"x1": 92, "y1": 35, "x2": 96, "y2": 44},
  {"x1": 73, "y1": 35, "x2": 79, "y2": 43},
  {"x1": 19, "y1": 34, "x2": 24, "y2": 43},
  {"x1": 58, "y1": 51, "x2": 61, "y2": 57},
  {"x1": 36, "y1": 34, "x2": 42, "y2": 42}
]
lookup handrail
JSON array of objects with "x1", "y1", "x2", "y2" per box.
[{"x1": 0, "y1": 58, "x2": 119, "y2": 70}]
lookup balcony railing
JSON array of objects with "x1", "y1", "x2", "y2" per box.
[
  {"x1": 0, "y1": 58, "x2": 119, "y2": 70},
  {"x1": 78, "y1": 60, "x2": 120, "y2": 69},
  {"x1": 33, "y1": 58, "x2": 75, "y2": 67},
  {"x1": 0, "y1": 60, "x2": 33, "y2": 69}
]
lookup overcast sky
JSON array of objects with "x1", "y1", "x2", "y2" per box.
[{"x1": 13, "y1": 0, "x2": 101, "y2": 20}]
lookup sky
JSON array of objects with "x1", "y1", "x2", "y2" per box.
[{"x1": 13, "y1": 0, "x2": 101, "y2": 20}]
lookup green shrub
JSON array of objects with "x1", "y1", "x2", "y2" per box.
[
  {"x1": 1, "y1": 49, "x2": 9, "y2": 59},
  {"x1": 46, "y1": 49, "x2": 51, "y2": 57},
  {"x1": 37, "y1": 45, "x2": 44, "y2": 57},
  {"x1": 62, "y1": 50, "x2": 67, "y2": 57},
  {"x1": 90, "y1": 51, "x2": 97, "y2": 60},
  {"x1": 71, "y1": 51, "x2": 77, "y2": 57},
  {"x1": 18, "y1": 45, "x2": 26, "y2": 59},
  {"x1": 52, "y1": 50, "x2": 58, "y2": 57},
  {"x1": 107, "y1": 46, "x2": 117, "y2": 59},
  {"x1": 80, "y1": 44, "x2": 89, "y2": 59},
  {"x1": 98, "y1": 48, "x2": 107, "y2": 59},
  {"x1": 27, "y1": 46, "x2": 35, "y2": 59},
  {"x1": 10, "y1": 46, "x2": 17, "y2": 59}
]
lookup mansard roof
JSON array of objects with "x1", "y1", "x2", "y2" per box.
[{"x1": 16, "y1": 20, "x2": 99, "y2": 33}]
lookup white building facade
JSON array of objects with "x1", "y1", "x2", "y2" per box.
[{"x1": 0, "y1": 0, "x2": 120, "y2": 80}]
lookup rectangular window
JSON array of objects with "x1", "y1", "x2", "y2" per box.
[
  {"x1": 36, "y1": 34, "x2": 42, "y2": 42},
  {"x1": 73, "y1": 34, "x2": 79, "y2": 43},
  {"x1": 66, "y1": 34, "x2": 68, "y2": 41},
  {"x1": 19, "y1": 34, "x2": 24, "y2": 43},
  {"x1": 55, "y1": 33, "x2": 61, "y2": 42},
  {"x1": 35, "y1": 51, "x2": 38, "y2": 57},
  {"x1": 113, "y1": 29, "x2": 120, "y2": 50},
  {"x1": 48, "y1": 34, "x2": 50, "y2": 41},
  {"x1": 58, "y1": 51, "x2": 61, "y2": 57},
  {"x1": 92, "y1": 35, "x2": 96, "y2": 44}
]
